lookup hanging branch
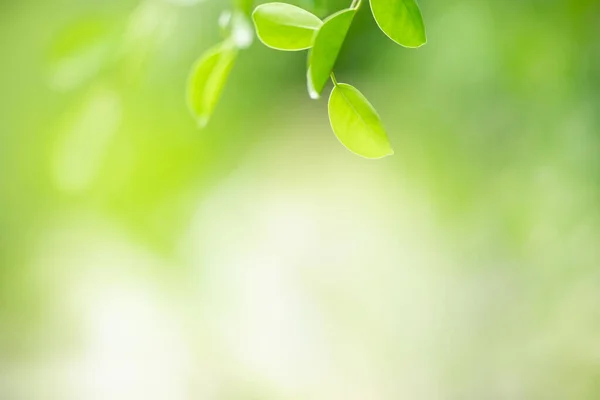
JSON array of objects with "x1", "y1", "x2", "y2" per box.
[{"x1": 187, "y1": 0, "x2": 427, "y2": 159}]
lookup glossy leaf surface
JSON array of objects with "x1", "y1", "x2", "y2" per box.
[
  {"x1": 252, "y1": 3, "x2": 322, "y2": 51},
  {"x1": 307, "y1": 8, "x2": 355, "y2": 99},
  {"x1": 370, "y1": 0, "x2": 426, "y2": 48},
  {"x1": 328, "y1": 83, "x2": 393, "y2": 158}
]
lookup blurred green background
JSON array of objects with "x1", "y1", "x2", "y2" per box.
[{"x1": 1, "y1": 0, "x2": 600, "y2": 398}]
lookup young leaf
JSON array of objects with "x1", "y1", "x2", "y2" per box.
[
  {"x1": 328, "y1": 83, "x2": 393, "y2": 158},
  {"x1": 307, "y1": 8, "x2": 356, "y2": 99},
  {"x1": 187, "y1": 42, "x2": 237, "y2": 128},
  {"x1": 252, "y1": 3, "x2": 322, "y2": 51},
  {"x1": 370, "y1": 0, "x2": 426, "y2": 48}
]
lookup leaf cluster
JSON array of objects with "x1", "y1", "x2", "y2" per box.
[{"x1": 188, "y1": 0, "x2": 426, "y2": 158}]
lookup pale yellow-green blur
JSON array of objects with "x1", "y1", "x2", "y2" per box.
[{"x1": 1, "y1": 0, "x2": 599, "y2": 399}]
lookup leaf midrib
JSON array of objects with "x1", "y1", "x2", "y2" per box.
[
  {"x1": 267, "y1": 19, "x2": 321, "y2": 31},
  {"x1": 337, "y1": 85, "x2": 380, "y2": 140}
]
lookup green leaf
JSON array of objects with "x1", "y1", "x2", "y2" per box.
[
  {"x1": 328, "y1": 83, "x2": 393, "y2": 159},
  {"x1": 370, "y1": 0, "x2": 426, "y2": 48},
  {"x1": 252, "y1": 2, "x2": 322, "y2": 51},
  {"x1": 307, "y1": 8, "x2": 356, "y2": 99},
  {"x1": 187, "y1": 43, "x2": 237, "y2": 128}
]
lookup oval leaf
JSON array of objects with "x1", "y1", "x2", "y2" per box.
[
  {"x1": 187, "y1": 43, "x2": 237, "y2": 128},
  {"x1": 252, "y1": 3, "x2": 322, "y2": 51},
  {"x1": 370, "y1": 0, "x2": 426, "y2": 48},
  {"x1": 328, "y1": 83, "x2": 393, "y2": 159},
  {"x1": 307, "y1": 8, "x2": 356, "y2": 99}
]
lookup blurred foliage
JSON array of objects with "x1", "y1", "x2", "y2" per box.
[{"x1": 1, "y1": 0, "x2": 600, "y2": 398}]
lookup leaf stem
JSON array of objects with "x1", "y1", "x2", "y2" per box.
[
  {"x1": 330, "y1": 72, "x2": 339, "y2": 86},
  {"x1": 350, "y1": 0, "x2": 362, "y2": 10}
]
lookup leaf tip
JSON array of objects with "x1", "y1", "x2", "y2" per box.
[
  {"x1": 411, "y1": 33, "x2": 428, "y2": 48},
  {"x1": 306, "y1": 67, "x2": 321, "y2": 99},
  {"x1": 196, "y1": 115, "x2": 210, "y2": 129},
  {"x1": 308, "y1": 87, "x2": 320, "y2": 100}
]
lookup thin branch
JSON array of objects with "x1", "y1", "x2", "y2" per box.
[
  {"x1": 330, "y1": 72, "x2": 339, "y2": 86},
  {"x1": 350, "y1": 0, "x2": 362, "y2": 10}
]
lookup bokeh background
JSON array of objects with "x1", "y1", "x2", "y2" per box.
[{"x1": 1, "y1": 0, "x2": 600, "y2": 398}]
